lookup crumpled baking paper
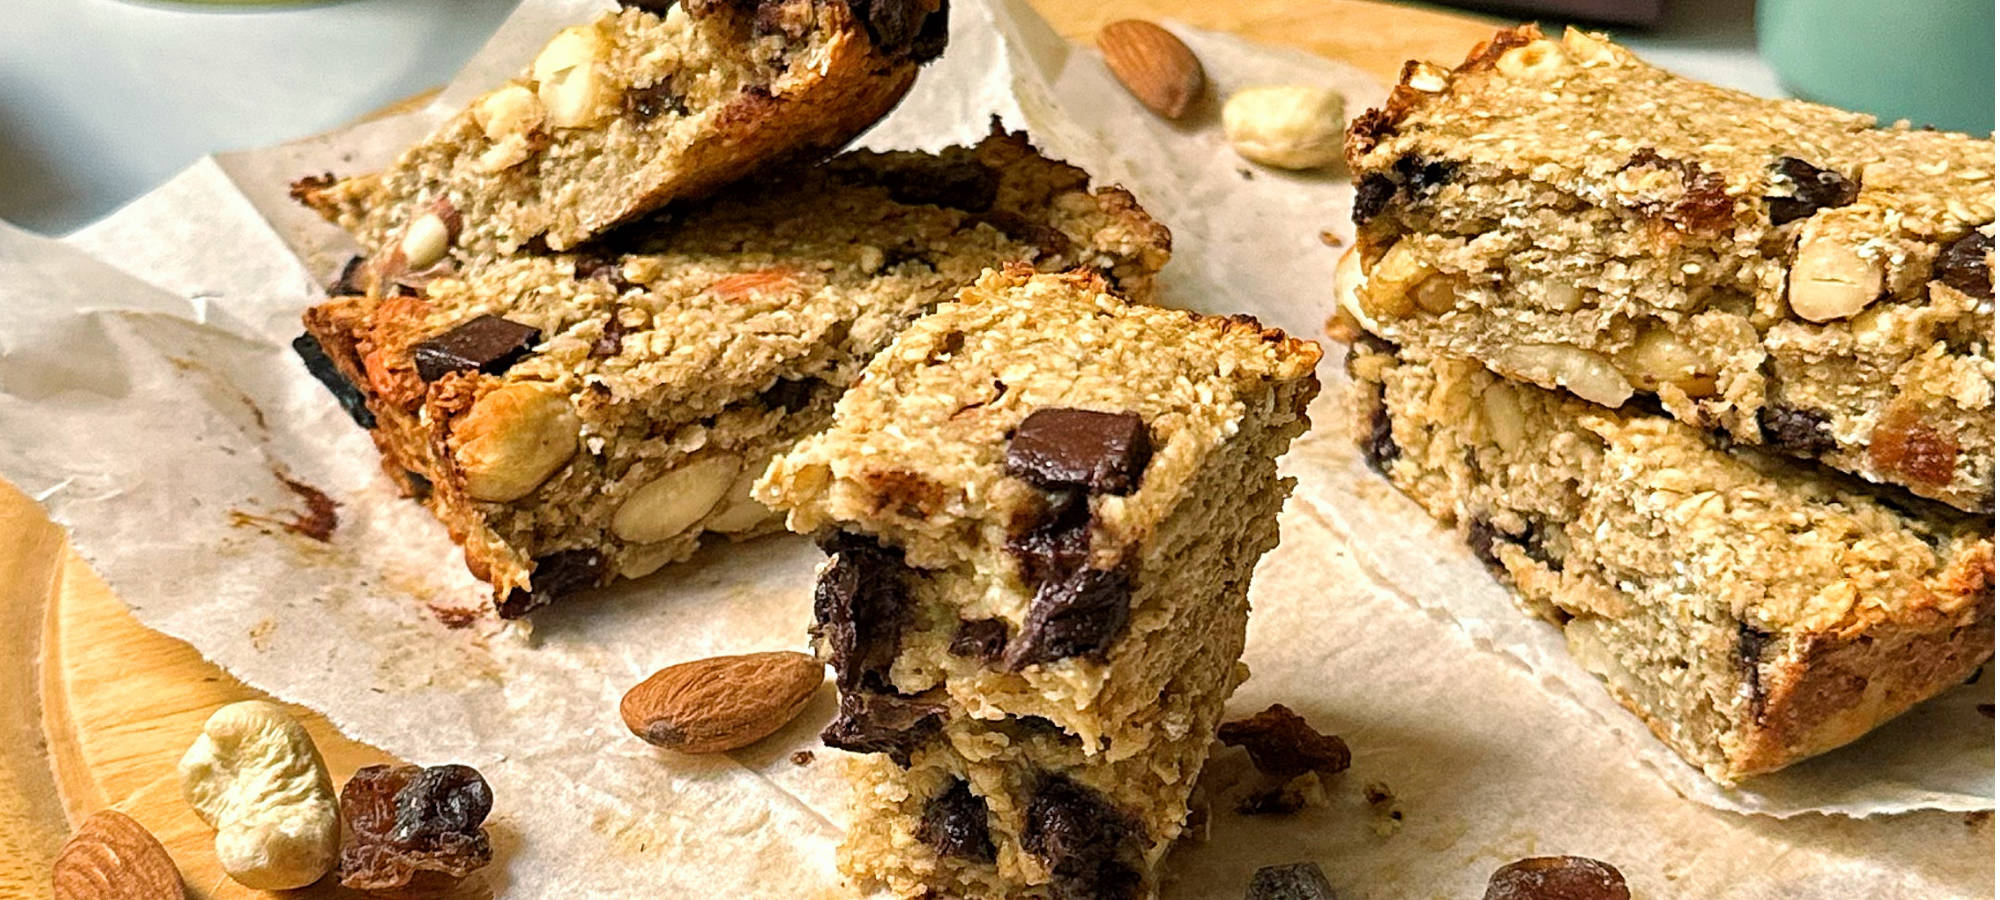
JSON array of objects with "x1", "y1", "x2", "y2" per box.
[{"x1": 1, "y1": 0, "x2": 1990, "y2": 896}]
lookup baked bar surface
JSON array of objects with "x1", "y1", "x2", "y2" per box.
[
  {"x1": 293, "y1": 0, "x2": 945, "y2": 275},
  {"x1": 757, "y1": 267, "x2": 1321, "y2": 898},
  {"x1": 1347, "y1": 336, "x2": 1994, "y2": 783},
  {"x1": 297, "y1": 133, "x2": 1170, "y2": 616},
  {"x1": 1343, "y1": 24, "x2": 1996, "y2": 512}
]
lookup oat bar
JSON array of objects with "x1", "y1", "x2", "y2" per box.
[
  {"x1": 758, "y1": 268, "x2": 1321, "y2": 896},
  {"x1": 293, "y1": 0, "x2": 946, "y2": 281},
  {"x1": 1347, "y1": 336, "x2": 1993, "y2": 783},
  {"x1": 296, "y1": 133, "x2": 1169, "y2": 616},
  {"x1": 1342, "y1": 25, "x2": 1996, "y2": 512}
]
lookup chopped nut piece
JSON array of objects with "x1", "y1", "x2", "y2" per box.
[
  {"x1": 611, "y1": 452, "x2": 742, "y2": 543},
  {"x1": 1096, "y1": 20, "x2": 1205, "y2": 119},
  {"x1": 451, "y1": 383, "x2": 580, "y2": 503}
]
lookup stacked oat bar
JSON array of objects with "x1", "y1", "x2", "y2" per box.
[
  {"x1": 1336, "y1": 25, "x2": 1995, "y2": 781},
  {"x1": 759, "y1": 268, "x2": 1322, "y2": 898}
]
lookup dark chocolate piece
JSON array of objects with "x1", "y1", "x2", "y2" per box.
[
  {"x1": 1005, "y1": 408, "x2": 1153, "y2": 495},
  {"x1": 498, "y1": 548, "x2": 607, "y2": 618},
  {"x1": 1483, "y1": 856, "x2": 1630, "y2": 900},
  {"x1": 1247, "y1": 862, "x2": 1337, "y2": 900},
  {"x1": 625, "y1": 79, "x2": 690, "y2": 120},
  {"x1": 819, "y1": 690, "x2": 946, "y2": 765},
  {"x1": 412, "y1": 315, "x2": 542, "y2": 383},
  {"x1": 1218, "y1": 704, "x2": 1351, "y2": 779},
  {"x1": 813, "y1": 532, "x2": 912, "y2": 691},
  {"x1": 917, "y1": 779, "x2": 996, "y2": 862},
  {"x1": 1022, "y1": 775, "x2": 1142, "y2": 900},
  {"x1": 1935, "y1": 231, "x2": 1993, "y2": 299},
  {"x1": 1006, "y1": 489, "x2": 1091, "y2": 589},
  {"x1": 292, "y1": 332, "x2": 377, "y2": 429},
  {"x1": 845, "y1": 0, "x2": 950, "y2": 62},
  {"x1": 1764, "y1": 157, "x2": 1858, "y2": 226},
  {"x1": 329, "y1": 255, "x2": 369, "y2": 296},
  {"x1": 948, "y1": 618, "x2": 1010, "y2": 662},
  {"x1": 1004, "y1": 564, "x2": 1133, "y2": 671}
]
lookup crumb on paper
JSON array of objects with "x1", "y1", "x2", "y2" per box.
[
  {"x1": 249, "y1": 617, "x2": 277, "y2": 651},
  {"x1": 790, "y1": 750, "x2": 815, "y2": 766},
  {"x1": 1238, "y1": 168, "x2": 1255, "y2": 180},
  {"x1": 1319, "y1": 230, "x2": 1344, "y2": 247},
  {"x1": 1365, "y1": 780, "x2": 1404, "y2": 836},
  {"x1": 430, "y1": 605, "x2": 482, "y2": 629},
  {"x1": 230, "y1": 470, "x2": 339, "y2": 543}
]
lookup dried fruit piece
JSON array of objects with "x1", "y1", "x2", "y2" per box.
[
  {"x1": 820, "y1": 690, "x2": 947, "y2": 765},
  {"x1": 813, "y1": 532, "x2": 913, "y2": 691},
  {"x1": 413, "y1": 315, "x2": 541, "y2": 383},
  {"x1": 1935, "y1": 231, "x2": 1993, "y2": 298},
  {"x1": 1247, "y1": 861, "x2": 1336, "y2": 900},
  {"x1": 1764, "y1": 157, "x2": 1858, "y2": 226},
  {"x1": 1022, "y1": 775, "x2": 1142, "y2": 900},
  {"x1": 337, "y1": 764, "x2": 493, "y2": 894},
  {"x1": 52, "y1": 809, "x2": 184, "y2": 900},
  {"x1": 1870, "y1": 404, "x2": 1960, "y2": 487},
  {"x1": 1005, "y1": 408, "x2": 1154, "y2": 495},
  {"x1": 1218, "y1": 704, "x2": 1351, "y2": 779},
  {"x1": 620, "y1": 650, "x2": 824, "y2": 753},
  {"x1": 1097, "y1": 20, "x2": 1205, "y2": 119},
  {"x1": 917, "y1": 780, "x2": 997, "y2": 862},
  {"x1": 1483, "y1": 856, "x2": 1630, "y2": 900}
]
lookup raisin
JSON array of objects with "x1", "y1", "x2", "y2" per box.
[
  {"x1": 591, "y1": 309, "x2": 629, "y2": 359},
  {"x1": 949, "y1": 618, "x2": 1010, "y2": 662},
  {"x1": 1218, "y1": 704, "x2": 1351, "y2": 780},
  {"x1": 1003, "y1": 564, "x2": 1134, "y2": 671},
  {"x1": 819, "y1": 690, "x2": 945, "y2": 765},
  {"x1": 1483, "y1": 856, "x2": 1630, "y2": 900},
  {"x1": 1391, "y1": 155, "x2": 1458, "y2": 195},
  {"x1": 1935, "y1": 231, "x2": 1993, "y2": 299},
  {"x1": 337, "y1": 764, "x2": 493, "y2": 894},
  {"x1": 1022, "y1": 775, "x2": 1143, "y2": 900},
  {"x1": 1005, "y1": 409, "x2": 1153, "y2": 495},
  {"x1": 292, "y1": 332, "x2": 376, "y2": 429},
  {"x1": 917, "y1": 780, "x2": 997, "y2": 862},
  {"x1": 1247, "y1": 862, "x2": 1337, "y2": 900},
  {"x1": 1737, "y1": 622, "x2": 1773, "y2": 722},
  {"x1": 625, "y1": 79, "x2": 690, "y2": 120},
  {"x1": 812, "y1": 533, "x2": 911, "y2": 692},
  {"x1": 1756, "y1": 406, "x2": 1836, "y2": 457},
  {"x1": 1352, "y1": 173, "x2": 1396, "y2": 225},
  {"x1": 1624, "y1": 149, "x2": 1733, "y2": 233},
  {"x1": 499, "y1": 548, "x2": 607, "y2": 618},
  {"x1": 1764, "y1": 157, "x2": 1858, "y2": 226},
  {"x1": 411, "y1": 315, "x2": 541, "y2": 383},
  {"x1": 1361, "y1": 401, "x2": 1399, "y2": 474},
  {"x1": 1006, "y1": 489, "x2": 1092, "y2": 589}
]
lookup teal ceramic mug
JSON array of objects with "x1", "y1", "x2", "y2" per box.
[{"x1": 1759, "y1": 0, "x2": 1994, "y2": 134}]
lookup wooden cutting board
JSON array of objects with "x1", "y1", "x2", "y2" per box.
[{"x1": 0, "y1": 2, "x2": 1503, "y2": 896}]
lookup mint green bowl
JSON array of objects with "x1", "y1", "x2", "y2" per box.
[{"x1": 1759, "y1": 0, "x2": 1994, "y2": 134}]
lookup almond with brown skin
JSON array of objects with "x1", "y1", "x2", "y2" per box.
[
  {"x1": 52, "y1": 809, "x2": 184, "y2": 900},
  {"x1": 621, "y1": 651, "x2": 825, "y2": 753},
  {"x1": 1097, "y1": 20, "x2": 1206, "y2": 119}
]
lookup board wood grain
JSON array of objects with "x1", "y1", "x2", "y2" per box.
[{"x1": 0, "y1": 1, "x2": 1500, "y2": 895}]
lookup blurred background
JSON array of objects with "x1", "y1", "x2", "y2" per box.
[{"x1": 1, "y1": 0, "x2": 1991, "y2": 235}]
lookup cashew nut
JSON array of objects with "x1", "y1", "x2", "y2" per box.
[{"x1": 178, "y1": 701, "x2": 339, "y2": 890}]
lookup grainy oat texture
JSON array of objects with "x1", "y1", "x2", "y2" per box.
[
  {"x1": 300, "y1": 133, "x2": 1170, "y2": 616},
  {"x1": 293, "y1": 0, "x2": 947, "y2": 280},
  {"x1": 1343, "y1": 25, "x2": 1996, "y2": 513},
  {"x1": 1346, "y1": 336, "x2": 1994, "y2": 783},
  {"x1": 759, "y1": 268, "x2": 1322, "y2": 898}
]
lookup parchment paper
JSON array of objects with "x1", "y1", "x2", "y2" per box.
[{"x1": 2, "y1": 0, "x2": 1991, "y2": 896}]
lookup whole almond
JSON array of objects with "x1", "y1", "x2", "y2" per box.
[
  {"x1": 621, "y1": 651, "x2": 824, "y2": 753},
  {"x1": 1097, "y1": 20, "x2": 1206, "y2": 119},
  {"x1": 52, "y1": 809, "x2": 184, "y2": 900}
]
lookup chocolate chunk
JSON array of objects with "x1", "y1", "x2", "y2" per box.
[
  {"x1": 498, "y1": 548, "x2": 607, "y2": 618},
  {"x1": 760, "y1": 377, "x2": 818, "y2": 413},
  {"x1": 813, "y1": 533, "x2": 912, "y2": 692},
  {"x1": 412, "y1": 315, "x2": 541, "y2": 383},
  {"x1": 1391, "y1": 155, "x2": 1458, "y2": 195},
  {"x1": 1218, "y1": 704, "x2": 1351, "y2": 780},
  {"x1": 1935, "y1": 231, "x2": 1993, "y2": 299},
  {"x1": 1737, "y1": 622, "x2": 1772, "y2": 723},
  {"x1": 1022, "y1": 775, "x2": 1142, "y2": 900},
  {"x1": 949, "y1": 618, "x2": 1010, "y2": 662},
  {"x1": 329, "y1": 255, "x2": 369, "y2": 296},
  {"x1": 1247, "y1": 862, "x2": 1336, "y2": 900},
  {"x1": 1005, "y1": 409, "x2": 1153, "y2": 495},
  {"x1": 819, "y1": 690, "x2": 945, "y2": 765},
  {"x1": 292, "y1": 332, "x2": 377, "y2": 429},
  {"x1": 1483, "y1": 857, "x2": 1630, "y2": 900},
  {"x1": 1361, "y1": 401, "x2": 1399, "y2": 474},
  {"x1": 1352, "y1": 173, "x2": 1396, "y2": 225},
  {"x1": 880, "y1": 164, "x2": 999, "y2": 212},
  {"x1": 1756, "y1": 405, "x2": 1836, "y2": 457},
  {"x1": 1004, "y1": 564, "x2": 1133, "y2": 670},
  {"x1": 917, "y1": 780, "x2": 996, "y2": 862},
  {"x1": 625, "y1": 79, "x2": 690, "y2": 120},
  {"x1": 1764, "y1": 157, "x2": 1858, "y2": 226},
  {"x1": 1006, "y1": 489, "x2": 1091, "y2": 588},
  {"x1": 846, "y1": 0, "x2": 949, "y2": 61}
]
